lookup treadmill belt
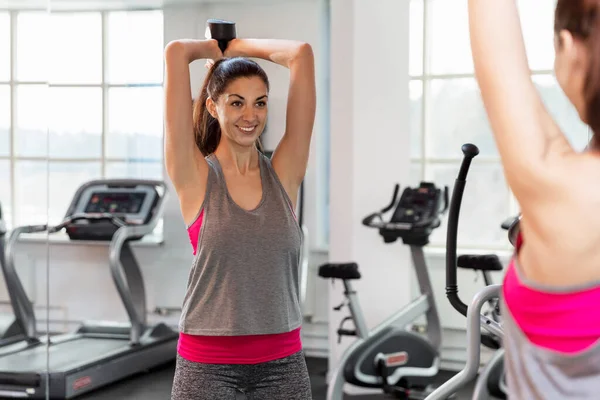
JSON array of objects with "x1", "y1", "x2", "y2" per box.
[{"x1": 0, "y1": 337, "x2": 130, "y2": 372}]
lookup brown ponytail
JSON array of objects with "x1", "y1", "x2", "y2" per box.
[
  {"x1": 555, "y1": 0, "x2": 600, "y2": 136},
  {"x1": 192, "y1": 57, "x2": 270, "y2": 156},
  {"x1": 584, "y1": 5, "x2": 600, "y2": 136},
  {"x1": 193, "y1": 59, "x2": 225, "y2": 156}
]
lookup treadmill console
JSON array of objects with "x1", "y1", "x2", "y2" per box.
[
  {"x1": 85, "y1": 192, "x2": 147, "y2": 214},
  {"x1": 65, "y1": 183, "x2": 159, "y2": 241},
  {"x1": 362, "y1": 182, "x2": 448, "y2": 246}
]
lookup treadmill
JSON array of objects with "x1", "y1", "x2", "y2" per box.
[
  {"x1": 0, "y1": 179, "x2": 179, "y2": 399},
  {"x1": 0, "y1": 202, "x2": 27, "y2": 346}
]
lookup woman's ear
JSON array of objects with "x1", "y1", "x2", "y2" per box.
[
  {"x1": 206, "y1": 97, "x2": 218, "y2": 119},
  {"x1": 557, "y1": 29, "x2": 583, "y2": 66}
]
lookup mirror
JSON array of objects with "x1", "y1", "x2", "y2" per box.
[
  {"x1": 0, "y1": 1, "x2": 52, "y2": 398},
  {"x1": 0, "y1": 0, "x2": 330, "y2": 399}
]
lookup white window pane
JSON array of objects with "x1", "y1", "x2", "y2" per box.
[
  {"x1": 518, "y1": 0, "x2": 557, "y2": 71},
  {"x1": 427, "y1": 162, "x2": 510, "y2": 248},
  {"x1": 49, "y1": 13, "x2": 102, "y2": 84},
  {"x1": 429, "y1": 0, "x2": 473, "y2": 75},
  {"x1": 428, "y1": 78, "x2": 498, "y2": 158},
  {"x1": 409, "y1": 160, "x2": 423, "y2": 187},
  {"x1": 15, "y1": 84, "x2": 49, "y2": 157},
  {"x1": 14, "y1": 161, "x2": 102, "y2": 227},
  {"x1": 410, "y1": 80, "x2": 423, "y2": 158},
  {"x1": 105, "y1": 162, "x2": 163, "y2": 180},
  {"x1": 49, "y1": 87, "x2": 102, "y2": 158},
  {"x1": 48, "y1": 162, "x2": 102, "y2": 225},
  {"x1": 0, "y1": 13, "x2": 10, "y2": 81},
  {"x1": 15, "y1": 84, "x2": 48, "y2": 157},
  {"x1": 0, "y1": 85, "x2": 9, "y2": 156},
  {"x1": 409, "y1": 0, "x2": 424, "y2": 76},
  {"x1": 0, "y1": 160, "x2": 11, "y2": 229},
  {"x1": 14, "y1": 160, "x2": 48, "y2": 226},
  {"x1": 107, "y1": 87, "x2": 163, "y2": 160},
  {"x1": 533, "y1": 74, "x2": 591, "y2": 151},
  {"x1": 17, "y1": 12, "x2": 50, "y2": 82},
  {"x1": 107, "y1": 11, "x2": 164, "y2": 84}
]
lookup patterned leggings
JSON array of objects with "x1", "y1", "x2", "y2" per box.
[{"x1": 170, "y1": 351, "x2": 313, "y2": 400}]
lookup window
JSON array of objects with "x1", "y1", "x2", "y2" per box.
[
  {"x1": 0, "y1": 9, "x2": 164, "y2": 229},
  {"x1": 409, "y1": 0, "x2": 592, "y2": 251}
]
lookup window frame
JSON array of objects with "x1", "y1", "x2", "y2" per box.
[
  {"x1": 0, "y1": 8, "x2": 164, "y2": 231},
  {"x1": 409, "y1": 0, "x2": 588, "y2": 252}
]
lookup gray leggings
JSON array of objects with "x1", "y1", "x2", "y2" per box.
[{"x1": 171, "y1": 350, "x2": 313, "y2": 400}]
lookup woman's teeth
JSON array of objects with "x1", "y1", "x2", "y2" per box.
[{"x1": 239, "y1": 126, "x2": 255, "y2": 133}]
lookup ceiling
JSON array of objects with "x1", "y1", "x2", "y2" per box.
[{"x1": 0, "y1": 0, "x2": 310, "y2": 11}]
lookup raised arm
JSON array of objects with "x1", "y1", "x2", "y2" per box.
[
  {"x1": 225, "y1": 39, "x2": 316, "y2": 207},
  {"x1": 163, "y1": 39, "x2": 222, "y2": 224},
  {"x1": 468, "y1": 0, "x2": 575, "y2": 201}
]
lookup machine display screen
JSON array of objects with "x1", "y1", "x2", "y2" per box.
[{"x1": 84, "y1": 192, "x2": 147, "y2": 214}]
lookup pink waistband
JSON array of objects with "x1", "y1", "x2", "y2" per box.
[
  {"x1": 503, "y1": 257, "x2": 600, "y2": 353},
  {"x1": 177, "y1": 327, "x2": 303, "y2": 364}
]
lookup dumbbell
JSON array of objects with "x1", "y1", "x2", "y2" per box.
[{"x1": 205, "y1": 19, "x2": 236, "y2": 53}]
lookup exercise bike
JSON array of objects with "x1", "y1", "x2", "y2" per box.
[
  {"x1": 425, "y1": 143, "x2": 507, "y2": 400},
  {"x1": 320, "y1": 181, "x2": 450, "y2": 400}
]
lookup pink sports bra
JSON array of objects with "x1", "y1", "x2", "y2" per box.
[{"x1": 502, "y1": 233, "x2": 600, "y2": 353}]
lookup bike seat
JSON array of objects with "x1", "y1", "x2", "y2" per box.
[
  {"x1": 457, "y1": 254, "x2": 503, "y2": 271},
  {"x1": 318, "y1": 262, "x2": 361, "y2": 280}
]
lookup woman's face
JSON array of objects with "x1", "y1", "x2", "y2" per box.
[{"x1": 209, "y1": 76, "x2": 269, "y2": 149}]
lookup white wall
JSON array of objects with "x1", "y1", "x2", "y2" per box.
[{"x1": 0, "y1": 0, "x2": 508, "y2": 379}]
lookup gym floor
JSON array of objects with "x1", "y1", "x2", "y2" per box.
[{"x1": 77, "y1": 357, "x2": 475, "y2": 399}]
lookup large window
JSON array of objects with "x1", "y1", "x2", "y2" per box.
[
  {"x1": 0, "y1": 10, "x2": 164, "y2": 229},
  {"x1": 409, "y1": 0, "x2": 592, "y2": 251}
]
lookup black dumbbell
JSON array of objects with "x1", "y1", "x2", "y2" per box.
[{"x1": 205, "y1": 19, "x2": 236, "y2": 53}]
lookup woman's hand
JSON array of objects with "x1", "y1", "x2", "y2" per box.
[
  {"x1": 165, "y1": 38, "x2": 224, "y2": 64},
  {"x1": 223, "y1": 39, "x2": 247, "y2": 58},
  {"x1": 204, "y1": 39, "x2": 224, "y2": 63}
]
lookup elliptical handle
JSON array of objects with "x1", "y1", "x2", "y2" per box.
[
  {"x1": 383, "y1": 184, "x2": 400, "y2": 213},
  {"x1": 361, "y1": 184, "x2": 400, "y2": 227},
  {"x1": 458, "y1": 143, "x2": 480, "y2": 180},
  {"x1": 446, "y1": 143, "x2": 480, "y2": 318},
  {"x1": 441, "y1": 186, "x2": 449, "y2": 213}
]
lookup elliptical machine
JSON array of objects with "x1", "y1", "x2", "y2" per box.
[
  {"x1": 425, "y1": 143, "x2": 507, "y2": 400},
  {"x1": 321, "y1": 181, "x2": 450, "y2": 400}
]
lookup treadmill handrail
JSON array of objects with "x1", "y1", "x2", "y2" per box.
[
  {"x1": 4, "y1": 225, "x2": 48, "y2": 339},
  {"x1": 49, "y1": 213, "x2": 127, "y2": 234},
  {"x1": 108, "y1": 181, "x2": 169, "y2": 344}
]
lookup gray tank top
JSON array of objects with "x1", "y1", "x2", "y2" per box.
[
  {"x1": 178, "y1": 152, "x2": 303, "y2": 336},
  {"x1": 500, "y1": 261, "x2": 600, "y2": 399}
]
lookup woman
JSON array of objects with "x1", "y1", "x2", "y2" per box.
[
  {"x1": 163, "y1": 34, "x2": 315, "y2": 399},
  {"x1": 469, "y1": 0, "x2": 600, "y2": 398}
]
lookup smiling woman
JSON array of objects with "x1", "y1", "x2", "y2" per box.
[
  {"x1": 193, "y1": 57, "x2": 270, "y2": 156},
  {"x1": 163, "y1": 32, "x2": 316, "y2": 400}
]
